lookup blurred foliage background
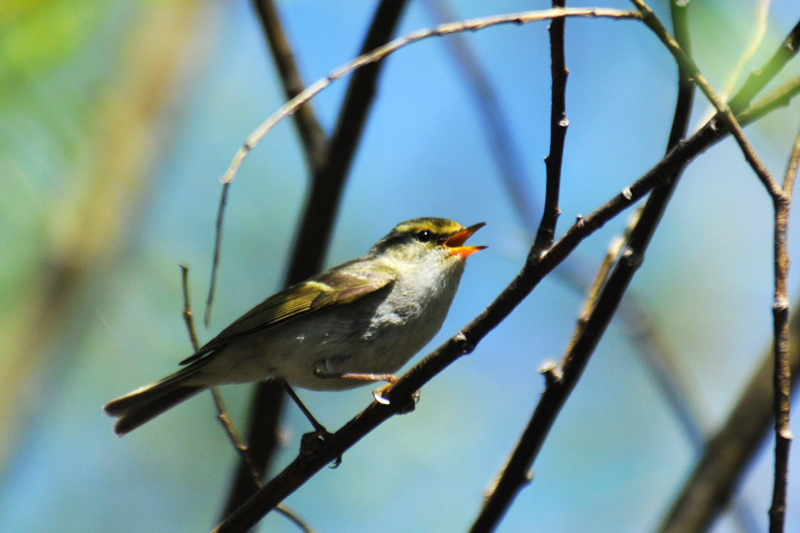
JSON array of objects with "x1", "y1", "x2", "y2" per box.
[{"x1": 2, "y1": 0, "x2": 800, "y2": 531}]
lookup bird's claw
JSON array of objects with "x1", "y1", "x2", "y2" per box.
[
  {"x1": 372, "y1": 385, "x2": 420, "y2": 414},
  {"x1": 300, "y1": 428, "x2": 328, "y2": 457},
  {"x1": 372, "y1": 384, "x2": 392, "y2": 405},
  {"x1": 300, "y1": 428, "x2": 342, "y2": 467}
]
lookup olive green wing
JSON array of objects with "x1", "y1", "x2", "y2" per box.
[{"x1": 179, "y1": 260, "x2": 396, "y2": 365}]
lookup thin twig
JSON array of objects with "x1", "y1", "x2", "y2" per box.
[
  {"x1": 469, "y1": 2, "x2": 569, "y2": 519},
  {"x1": 782, "y1": 129, "x2": 800, "y2": 198},
  {"x1": 181, "y1": 266, "x2": 315, "y2": 533},
  {"x1": 220, "y1": 381, "x2": 285, "y2": 521},
  {"x1": 180, "y1": 265, "x2": 201, "y2": 351},
  {"x1": 579, "y1": 213, "x2": 636, "y2": 332},
  {"x1": 204, "y1": 182, "x2": 229, "y2": 327},
  {"x1": 722, "y1": 0, "x2": 771, "y2": 100},
  {"x1": 272, "y1": 508, "x2": 316, "y2": 533},
  {"x1": 211, "y1": 388, "x2": 263, "y2": 486},
  {"x1": 185, "y1": 266, "x2": 250, "y2": 463},
  {"x1": 210, "y1": 81, "x2": 800, "y2": 532},
  {"x1": 768, "y1": 126, "x2": 800, "y2": 533},
  {"x1": 630, "y1": 0, "x2": 782, "y2": 199},
  {"x1": 217, "y1": 8, "x2": 641, "y2": 187}
]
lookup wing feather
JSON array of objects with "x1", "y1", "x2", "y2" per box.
[{"x1": 179, "y1": 260, "x2": 396, "y2": 365}]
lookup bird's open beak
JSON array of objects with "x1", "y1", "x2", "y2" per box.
[{"x1": 444, "y1": 222, "x2": 488, "y2": 258}]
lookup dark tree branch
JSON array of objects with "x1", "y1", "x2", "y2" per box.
[
  {"x1": 183, "y1": 266, "x2": 260, "y2": 480},
  {"x1": 470, "y1": 2, "x2": 692, "y2": 529},
  {"x1": 768, "y1": 126, "x2": 800, "y2": 533},
  {"x1": 221, "y1": 0, "x2": 410, "y2": 521},
  {"x1": 470, "y1": 0, "x2": 572, "y2": 527},
  {"x1": 210, "y1": 80, "x2": 800, "y2": 532},
  {"x1": 533, "y1": 0, "x2": 568, "y2": 254},
  {"x1": 425, "y1": 8, "x2": 713, "y2": 495},
  {"x1": 423, "y1": 7, "x2": 707, "y2": 483}
]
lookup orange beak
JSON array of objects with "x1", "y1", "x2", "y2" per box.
[{"x1": 444, "y1": 222, "x2": 487, "y2": 258}]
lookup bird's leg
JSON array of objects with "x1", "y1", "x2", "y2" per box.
[
  {"x1": 325, "y1": 372, "x2": 398, "y2": 383},
  {"x1": 312, "y1": 362, "x2": 399, "y2": 404},
  {"x1": 313, "y1": 363, "x2": 417, "y2": 411},
  {"x1": 277, "y1": 379, "x2": 327, "y2": 434},
  {"x1": 276, "y1": 379, "x2": 341, "y2": 465}
]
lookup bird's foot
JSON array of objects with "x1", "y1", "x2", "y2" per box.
[
  {"x1": 314, "y1": 363, "x2": 398, "y2": 386},
  {"x1": 373, "y1": 383, "x2": 420, "y2": 414},
  {"x1": 300, "y1": 427, "x2": 342, "y2": 468}
]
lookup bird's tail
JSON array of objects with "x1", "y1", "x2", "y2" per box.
[{"x1": 103, "y1": 361, "x2": 209, "y2": 436}]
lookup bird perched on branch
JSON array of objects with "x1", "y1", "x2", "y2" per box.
[{"x1": 104, "y1": 217, "x2": 486, "y2": 436}]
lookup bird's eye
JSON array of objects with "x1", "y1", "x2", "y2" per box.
[{"x1": 415, "y1": 230, "x2": 433, "y2": 243}]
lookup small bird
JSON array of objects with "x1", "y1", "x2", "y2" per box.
[{"x1": 104, "y1": 217, "x2": 486, "y2": 436}]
